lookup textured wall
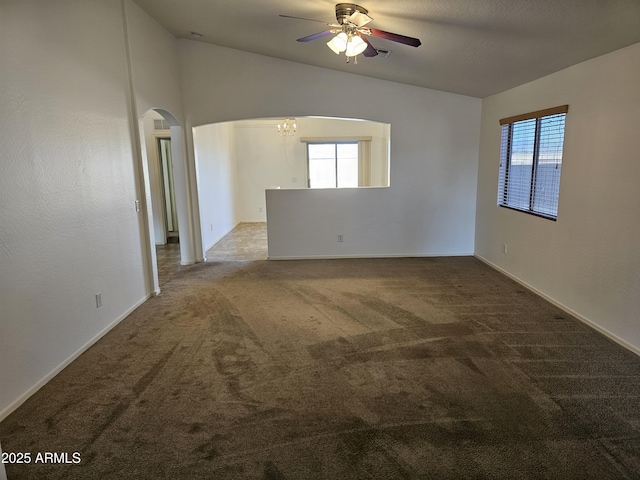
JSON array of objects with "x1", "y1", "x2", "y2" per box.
[
  {"x1": 193, "y1": 122, "x2": 238, "y2": 251},
  {"x1": 475, "y1": 42, "x2": 640, "y2": 353},
  {"x1": 0, "y1": 0, "x2": 148, "y2": 417},
  {"x1": 0, "y1": 0, "x2": 188, "y2": 419},
  {"x1": 124, "y1": 0, "x2": 184, "y2": 122},
  {"x1": 232, "y1": 117, "x2": 389, "y2": 223},
  {"x1": 178, "y1": 41, "x2": 482, "y2": 258},
  {"x1": 124, "y1": 0, "x2": 197, "y2": 265}
]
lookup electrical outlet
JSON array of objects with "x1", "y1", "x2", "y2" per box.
[
  {"x1": 210, "y1": 224, "x2": 213, "y2": 231},
  {"x1": 502, "y1": 243, "x2": 508, "y2": 254},
  {"x1": 95, "y1": 293, "x2": 102, "y2": 308},
  {"x1": 338, "y1": 234, "x2": 344, "y2": 242},
  {"x1": 259, "y1": 207, "x2": 263, "y2": 213}
]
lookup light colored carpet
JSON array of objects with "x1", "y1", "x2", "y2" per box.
[{"x1": 1, "y1": 257, "x2": 639, "y2": 479}]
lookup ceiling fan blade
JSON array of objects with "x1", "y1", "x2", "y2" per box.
[
  {"x1": 367, "y1": 28, "x2": 421, "y2": 47},
  {"x1": 359, "y1": 34, "x2": 379, "y2": 57},
  {"x1": 348, "y1": 11, "x2": 373, "y2": 27},
  {"x1": 297, "y1": 30, "x2": 335, "y2": 42},
  {"x1": 279, "y1": 14, "x2": 340, "y2": 28}
]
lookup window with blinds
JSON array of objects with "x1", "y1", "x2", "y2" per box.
[{"x1": 497, "y1": 105, "x2": 568, "y2": 220}]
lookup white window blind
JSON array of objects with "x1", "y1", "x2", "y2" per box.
[{"x1": 498, "y1": 106, "x2": 568, "y2": 220}]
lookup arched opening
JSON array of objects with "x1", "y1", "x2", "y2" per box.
[
  {"x1": 139, "y1": 108, "x2": 195, "y2": 291},
  {"x1": 192, "y1": 116, "x2": 390, "y2": 260}
]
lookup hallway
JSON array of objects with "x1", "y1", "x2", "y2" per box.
[{"x1": 155, "y1": 242, "x2": 182, "y2": 286}]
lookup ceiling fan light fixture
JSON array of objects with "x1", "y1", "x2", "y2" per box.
[
  {"x1": 283, "y1": 3, "x2": 421, "y2": 63},
  {"x1": 347, "y1": 10, "x2": 373, "y2": 28},
  {"x1": 327, "y1": 39, "x2": 341, "y2": 54},
  {"x1": 327, "y1": 32, "x2": 348, "y2": 54},
  {"x1": 346, "y1": 35, "x2": 367, "y2": 57}
]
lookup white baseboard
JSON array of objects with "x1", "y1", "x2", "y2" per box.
[
  {"x1": 268, "y1": 252, "x2": 474, "y2": 260},
  {"x1": 474, "y1": 254, "x2": 640, "y2": 357},
  {"x1": 0, "y1": 294, "x2": 151, "y2": 422}
]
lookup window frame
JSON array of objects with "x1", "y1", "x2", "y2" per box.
[
  {"x1": 305, "y1": 140, "x2": 359, "y2": 189},
  {"x1": 497, "y1": 105, "x2": 568, "y2": 221}
]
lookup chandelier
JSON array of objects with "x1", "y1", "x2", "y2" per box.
[{"x1": 277, "y1": 118, "x2": 297, "y2": 136}]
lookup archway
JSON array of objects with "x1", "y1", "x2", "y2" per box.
[
  {"x1": 139, "y1": 108, "x2": 196, "y2": 293},
  {"x1": 191, "y1": 116, "x2": 390, "y2": 260}
]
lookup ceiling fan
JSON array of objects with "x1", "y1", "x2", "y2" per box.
[{"x1": 280, "y1": 3, "x2": 421, "y2": 63}]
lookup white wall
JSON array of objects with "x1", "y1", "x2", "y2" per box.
[
  {"x1": 0, "y1": 0, "x2": 146, "y2": 418},
  {"x1": 125, "y1": 0, "x2": 200, "y2": 265},
  {"x1": 475, "y1": 42, "x2": 640, "y2": 353},
  {"x1": 193, "y1": 122, "x2": 238, "y2": 251},
  {"x1": 233, "y1": 120, "x2": 304, "y2": 222},
  {"x1": 178, "y1": 41, "x2": 482, "y2": 258},
  {"x1": 232, "y1": 117, "x2": 390, "y2": 223},
  {"x1": 0, "y1": 0, "x2": 187, "y2": 420},
  {"x1": 124, "y1": 1, "x2": 184, "y2": 122}
]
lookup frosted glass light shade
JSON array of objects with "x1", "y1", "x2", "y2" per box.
[
  {"x1": 346, "y1": 35, "x2": 367, "y2": 57},
  {"x1": 327, "y1": 32, "x2": 348, "y2": 54}
]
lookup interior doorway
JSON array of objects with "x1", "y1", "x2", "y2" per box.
[
  {"x1": 139, "y1": 108, "x2": 198, "y2": 292},
  {"x1": 157, "y1": 137, "x2": 179, "y2": 243}
]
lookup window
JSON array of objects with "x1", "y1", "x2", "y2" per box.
[
  {"x1": 300, "y1": 133, "x2": 389, "y2": 188},
  {"x1": 307, "y1": 142, "x2": 359, "y2": 188},
  {"x1": 497, "y1": 105, "x2": 568, "y2": 220}
]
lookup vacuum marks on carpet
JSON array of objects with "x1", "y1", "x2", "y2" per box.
[{"x1": 1, "y1": 257, "x2": 639, "y2": 479}]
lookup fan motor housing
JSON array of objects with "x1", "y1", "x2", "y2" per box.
[{"x1": 335, "y1": 3, "x2": 368, "y2": 24}]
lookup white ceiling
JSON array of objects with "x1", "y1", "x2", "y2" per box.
[{"x1": 132, "y1": 0, "x2": 640, "y2": 98}]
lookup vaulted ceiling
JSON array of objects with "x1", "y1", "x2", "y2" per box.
[{"x1": 132, "y1": 0, "x2": 640, "y2": 98}]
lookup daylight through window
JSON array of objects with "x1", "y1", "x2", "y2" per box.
[
  {"x1": 497, "y1": 105, "x2": 568, "y2": 220},
  {"x1": 307, "y1": 142, "x2": 359, "y2": 188}
]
